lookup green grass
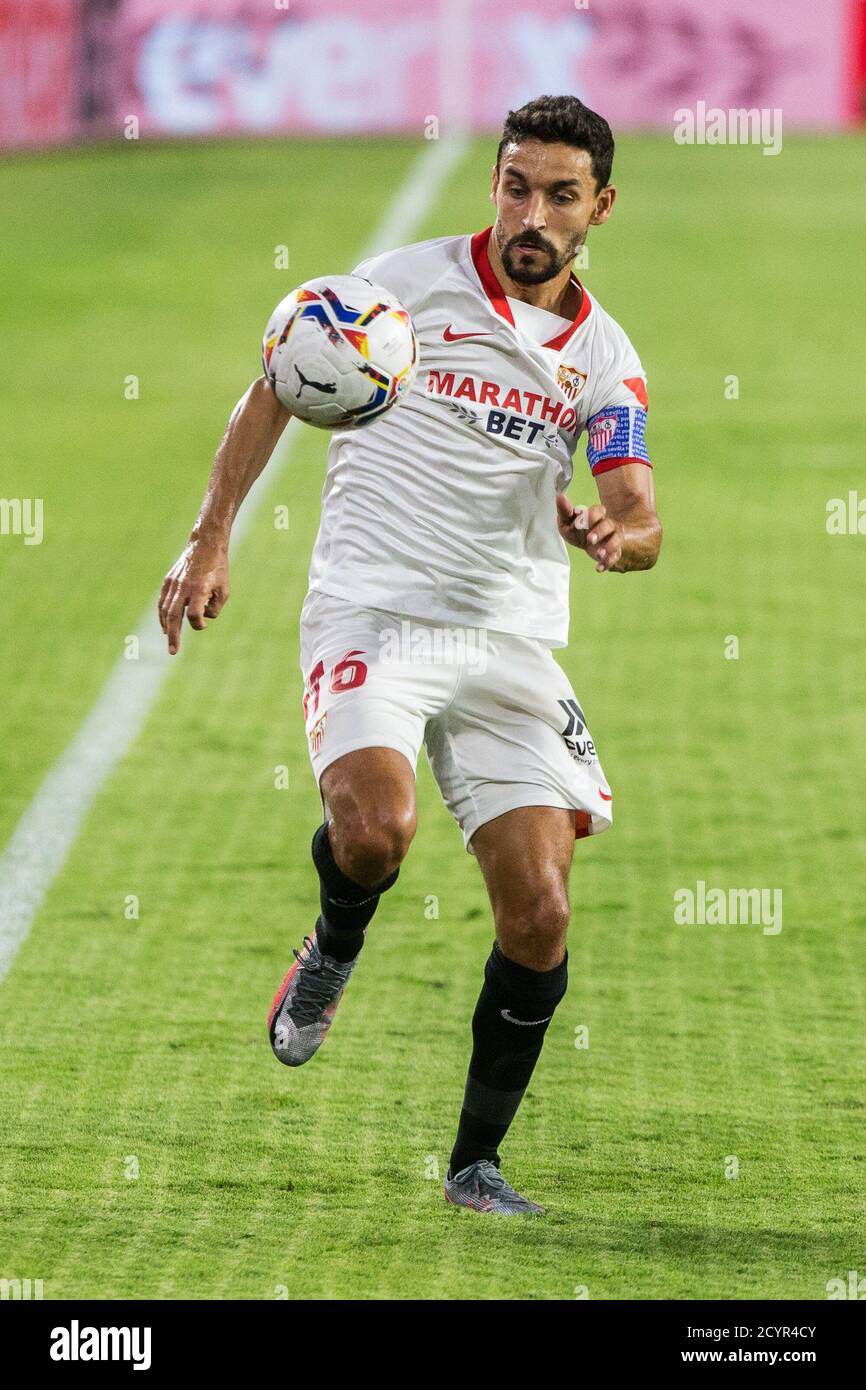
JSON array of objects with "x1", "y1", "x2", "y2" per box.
[{"x1": 0, "y1": 133, "x2": 864, "y2": 1300}]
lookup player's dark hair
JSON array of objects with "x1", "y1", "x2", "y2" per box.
[{"x1": 496, "y1": 94, "x2": 614, "y2": 191}]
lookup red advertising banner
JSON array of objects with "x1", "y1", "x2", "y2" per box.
[
  {"x1": 0, "y1": 0, "x2": 861, "y2": 150},
  {"x1": 114, "y1": 0, "x2": 856, "y2": 136},
  {"x1": 0, "y1": 0, "x2": 78, "y2": 146}
]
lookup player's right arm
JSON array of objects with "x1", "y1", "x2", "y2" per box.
[{"x1": 158, "y1": 376, "x2": 291, "y2": 655}]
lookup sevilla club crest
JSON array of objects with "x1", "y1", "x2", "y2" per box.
[{"x1": 556, "y1": 363, "x2": 588, "y2": 402}]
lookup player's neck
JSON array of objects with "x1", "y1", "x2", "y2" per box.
[{"x1": 487, "y1": 234, "x2": 581, "y2": 319}]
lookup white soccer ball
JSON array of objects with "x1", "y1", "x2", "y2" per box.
[{"x1": 262, "y1": 274, "x2": 419, "y2": 429}]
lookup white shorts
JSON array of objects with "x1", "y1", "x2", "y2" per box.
[{"x1": 299, "y1": 589, "x2": 613, "y2": 854}]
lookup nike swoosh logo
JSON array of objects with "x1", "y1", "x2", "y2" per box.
[
  {"x1": 599, "y1": 790, "x2": 612, "y2": 801},
  {"x1": 500, "y1": 1008, "x2": 553, "y2": 1026},
  {"x1": 443, "y1": 325, "x2": 495, "y2": 341}
]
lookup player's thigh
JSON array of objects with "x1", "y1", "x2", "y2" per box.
[
  {"x1": 300, "y1": 591, "x2": 445, "y2": 869},
  {"x1": 471, "y1": 806, "x2": 575, "y2": 966},
  {"x1": 300, "y1": 589, "x2": 426, "y2": 782},
  {"x1": 425, "y1": 633, "x2": 613, "y2": 854}
]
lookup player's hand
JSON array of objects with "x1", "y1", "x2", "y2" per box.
[
  {"x1": 158, "y1": 538, "x2": 230, "y2": 655},
  {"x1": 556, "y1": 495, "x2": 624, "y2": 572}
]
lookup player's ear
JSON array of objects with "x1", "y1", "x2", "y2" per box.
[
  {"x1": 589, "y1": 184, "x2": 616, "y2": 225},
  {"x1": 490, "y1": 164, "x2": 499, "y2": 204}
]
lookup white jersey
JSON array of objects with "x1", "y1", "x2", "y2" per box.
[{"x1": 306, "y1": 227, "x2": 651, "y2": 648}]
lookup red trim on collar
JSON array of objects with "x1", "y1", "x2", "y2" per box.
[
  {"x1": 470, "y1": 227, "x2": 514, "y2": 325},
  {"x1": 469, "y1": 225, "x2": 591, "y2": 349}
]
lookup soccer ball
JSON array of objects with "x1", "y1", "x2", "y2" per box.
[{"x1": 262, "y1": 275, "x2": 419, "y2": 429}]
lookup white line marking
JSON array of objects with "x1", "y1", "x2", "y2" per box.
[{"x1": 0, "y1": 134, "x2": 469, "y2": 982}]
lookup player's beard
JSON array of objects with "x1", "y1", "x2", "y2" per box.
[{"x1": 498, "y1": 227, "x2": 586, "y2": 285}]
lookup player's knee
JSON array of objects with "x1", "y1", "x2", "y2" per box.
[
  {"x1": 496, "y1": 882, "x2": 570, "y2": 964},
  {"x1": 335, "y1": 802, "x2": 416, "y2": 885}
]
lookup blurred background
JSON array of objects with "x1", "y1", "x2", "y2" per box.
[
  {"x1": 0, "y1": 0, "x2": 864, "y2": 1301},
  {"x1": 2, "y1": 0, "x2": 864, "y2": 146}
]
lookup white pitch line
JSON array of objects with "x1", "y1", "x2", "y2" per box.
[{"x1": 0, "y1": 133, "x2": 470, "y2": 982}]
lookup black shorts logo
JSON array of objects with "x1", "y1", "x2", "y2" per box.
[{"x1": 558, "y1": 697, "x2": 596, "y2": 761}]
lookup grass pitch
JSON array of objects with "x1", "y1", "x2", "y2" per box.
[{"x1": 0, "y1": 133, "x2": 864, "y2": 1299}]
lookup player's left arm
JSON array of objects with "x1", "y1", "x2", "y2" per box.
[{"x1": 556, "y1": 464, "x2": 662, "y2": 573}]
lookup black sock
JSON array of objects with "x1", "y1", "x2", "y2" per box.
[
  {"x1": 311, "y1": 822, "x2": 399, "y2": 962},
  {"x1": 449, "y1": 941, "x2": 567, "y2": 1177}
]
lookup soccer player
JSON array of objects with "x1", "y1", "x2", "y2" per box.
[{"x1": 159, "y1": 96, "x2": 662, "y2": 1215}]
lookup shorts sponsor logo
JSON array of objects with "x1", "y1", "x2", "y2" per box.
[{"x1": 558, "y1": 698, "x2": 596, "y2": 763}]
